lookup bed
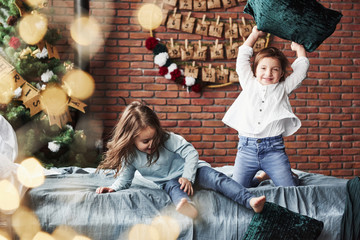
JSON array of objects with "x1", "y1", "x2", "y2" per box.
[{"x1": 22, "y1": 166, "x2": 353, "y2": 240}]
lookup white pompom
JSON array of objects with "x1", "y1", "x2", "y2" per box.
[
  {"x1": 154, "y1": 52, "x2": 169, "y2": 67},
  {"x1": 185, "y1": 76, "x2": 196, "y2": 86},
  {"x1": 167, "y1": 63, "x2": 177, "y2": 73}
]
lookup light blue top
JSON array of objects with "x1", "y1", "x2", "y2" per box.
[{"x1": 109, "y1": 132, "x2": 210, "y2": 191}]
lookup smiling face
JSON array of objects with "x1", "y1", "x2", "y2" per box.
[
  {"x1": 134, "y1": 126, "x2": 156, "y2": 154},
  {"x1": 255, "y1": 57, "x2": 284, "y2": 85}
]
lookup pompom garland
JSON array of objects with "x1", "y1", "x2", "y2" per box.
[
  {"x1": 159, "y1": 66, "x2": 168, "y2": 76},
  {"x1": 185, "y1": 76, "x2": 196, "y2": 87},
  {"x1": 145, "y1": 37, "x2": 159, "y2": 50},
  {"x1": 146, "y1": 37, "x2": 202, "y2": 93},
  {"x1": 154, "y1": 52, "x2": 169, "y2": 67}
]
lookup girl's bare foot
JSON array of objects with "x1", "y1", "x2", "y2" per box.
[
  {"x1": 249, "y1": 195, "x2": 266, "y2": 213},
  {"x1": 176, "y1": 198, "x2": 198, "y2": 219},
  {"x1": 255, "y1": 171, "x2": 270, "y2": 182}
]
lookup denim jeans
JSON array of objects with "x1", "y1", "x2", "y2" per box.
[
  {"x1": 162, "y1": 166, "x2": 254, "y2": 209},
  {"x1": 233, "y1": 135, "x2": 299, "y2": 188}
]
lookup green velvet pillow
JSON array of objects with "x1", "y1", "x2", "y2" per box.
[
  {"x1": 242, "y1": 202, "x2": 324, "y2": 240},
  {"x1": 244, "y1": 0, "x2": 342, "y2": 52}
]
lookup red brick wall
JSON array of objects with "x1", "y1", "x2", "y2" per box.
[{"x1": 48, "y1": 0, "x2": 360, "y2": 178}]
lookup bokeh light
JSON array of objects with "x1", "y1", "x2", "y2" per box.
[
  {"x1": 0, "y1": 74, "x2": 15, "y2": 104},
  {"x1": 62, "y1": 69, "x2": 95, "y2": 100},
  {"x1": 16, "y1": 157, "x2": 45, "y2": 188},
  {"x1": 33, "y1": 231, "x2": 55, "y2": 240},
  {"x1": 128, "y1": 224, "x2": 159, "y2": 240},
  {"x1": 12, "y1": 207, "x2": 41, "y2": 240},
  {"x1": 19, "y1": 12, "x2": 48, "y2": 45},
  {"x1": 25, "y1": 0, "x2": 45, "y2": 7},
  {"x1": 73, "y1": 235, "x2": 92, "y2": 240},
  {"x1": 137, "y1": 4, "x2": 163, "y2": 30},
  {"x1": 0, "y1": 230, "x2": 10, "y2": 240},
  {"x1": 40, "y1": 86, "x2": 68, "y2": 116},
  {"x1": 0, "y1": 180, "x2": 20, "y2": 211},
  {"x1": 70, "y1": 17, "x2": 101, "y2": 46},
  {"x1": 51, "y1": 225, "x2": 78, "y2": 239},
  {"x1": 151, "y1": 216, "x2": 180, "y2": 240}
]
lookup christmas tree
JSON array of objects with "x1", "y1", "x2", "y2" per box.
[{"x1": 0, "y1": 0, "x2": 102, "y2": 168}]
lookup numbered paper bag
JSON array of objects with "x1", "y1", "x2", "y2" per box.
[
  {"x1": 167, "y1": 10, "x2": 182, "y2": 30},
  {"x1": 207, "y1": 0, "x2": 221, "y2": 9},
  {"x1": 202, "y1": 65, "x2": 216, "y2": 83},
  {"x1": 181, "y1": 40, "x2": 194, "y2": 61},
  {"x1": 193, "y1": 0, "x2": 207, "y2": 11},
  {"x1": 181, "y1": 12, "x2": 196, "y2": 33},
  {"x1": 185, "y1": 62, "x2": 199, "y2": 78},
  {"x1": 193, "y1": 40, "x2": 207, "y2": 61},
  {"x1": 229, "y1": 69, "x2": 239, "y2": 83},
  {"x1": 221, "y1": 0, "x2": 237, "y2": 9},
  {"x1": 167, "y1": 39, "x2": 181, "y2": 59},
  {"x1": 179, "y1": 0, "x2": 192, "y2": 10},
  {"x1": 210, "y1": 40, "x2": 224, "y2": 60},
  {"x1": 209, "y1": 16, "x2": 224, "y2": 38},
  {"x1": 225, "y1": 40, "x2": 241, "y2": 59},
  {"x1": 164, "y1": 0, "x2": 178, "y2": 7},
  {"x1": 195, "y1": 16, "x2": 210, "y2": 36},
  {"x1": 215, "y1": 66, "x2": 229, "y2": 84}
]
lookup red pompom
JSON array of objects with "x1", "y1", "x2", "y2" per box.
[
  {"x1": 170, "y1": 69, "x2": 181, "y2": 80},
  {"x1": 9, "y1": 36, "x2": 21, "y2": 49},
  {"x1": 159, "y1": 66, "x2": 168, "y2": 76},
  {"x1": 145, "y1": 37, "x2": 159, "y2": 50},
  {"x1": 191, "y1": 83, "x2": 202, "y2": 93}
]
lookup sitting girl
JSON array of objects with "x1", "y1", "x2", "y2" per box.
[{"x1": 96, "y1": 101, "x2": 266, "y2": 219}]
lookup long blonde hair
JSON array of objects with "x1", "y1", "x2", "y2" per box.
[{"x1": 97, "y1": 101, "x2": 169, "y2": 175}]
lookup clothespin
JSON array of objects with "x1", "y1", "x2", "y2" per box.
[
  {"x1": 216, "y1": 15, "x2": 220, "y2": 26},
  {"x1": 202, "y1": 15, "x2": 206, "y2": 24},
  {"x1": 187, "y1": 11, "x2": 191, "y2": 20},
  {"x1": 171, "y1": 38, "x2": 174, "y2": 48}
]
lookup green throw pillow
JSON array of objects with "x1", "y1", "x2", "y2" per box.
[
  {"x1": 242, "y1": 202, "x2": 324, "y2": 240},
  {"x1": 244, "y1": 0, "x2": 342, "y2": 52}
]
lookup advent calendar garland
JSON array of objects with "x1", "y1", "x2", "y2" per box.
[{"x1": 146, "y1": 37, "x2": 202, "y2": 93}]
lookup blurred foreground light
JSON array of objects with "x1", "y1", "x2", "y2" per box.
[
  {"x1": 12, "y1": 207, "x2": 41, "y2": 240},
  {"x1": 0, "y1": 180, "x2": 20, "y2": 211},
  {"x1": 151, "y1": 216, "x2": 180, "y2": 240},
  {"x1": 0, "y1": 75, "x2": 15, "y2": 104},
  {"x1": 137, "y1": 4, "x2": 162, "y2": 30},
  {"x1": 51, "y1": 225, "x2": 78, "y2": 239},
  {"x1": 62, "y1": 69, "x2": 95, "y2": 100},
  {"x1": 0, "y1": 230, "x2": 10, "y2": 240},
  {"x1": 33, "y1": 231, "x2": 55, "y2": 240},
  {"x1": 73, "y1": 235, "x2": 92, "y2": 240},
  {"x1": 129, "y1": 224, "x2": 159, "y2": 240},
  {"x1": 17, "y1": 157, "x2": 45, "y2": 188},
  {"x1": 40, "y1": 86, "x2": 68, "y2": 116},
  {"x1": 25, "y1": 0, "x2": 45, "y2": 7},
  {"x1": 19, "y1": 13, "x2": 48, "y2": 45},
  {"x1": 70, "y1": 17, "x2": 101, "y2": 46}
]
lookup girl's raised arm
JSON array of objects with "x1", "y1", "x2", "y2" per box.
[{"x1": 243, "y1": 26, "x2": 267, "y2": 48}]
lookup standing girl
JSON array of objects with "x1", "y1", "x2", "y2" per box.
[
  {"x1": 223, "y1": 26, "x2": 309, "y2": 187},
  {"x1": 96, "y1": 101, "x2": 266, "y2": 219}
]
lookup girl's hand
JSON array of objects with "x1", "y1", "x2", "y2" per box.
[
  {"x1": 178, "y1": 177, "x2": 194, "y2": 196},
  {"x1": 252, "y1": 26, "x2": 267, "y2": 38},
  {"x1": 96, "y1": 187, "x2": 115, "y2": 194},
  {"x1": 244, "y1": 26, "x2": 267, "y2": 47},
  {"x1": 291, "y1": 42, "x2": 306, "y2": 57}
]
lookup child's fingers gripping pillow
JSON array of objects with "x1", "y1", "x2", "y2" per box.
[{"x1": 244, "y1": 0, "x2": 342, "y2": 52}]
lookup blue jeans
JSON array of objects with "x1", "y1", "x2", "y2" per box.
[
  {"x1": 162, "y1": 166, "x2": 254, "y2": 209},
  {"x1": 233, "y1": 135, "x2": 299, "y2": 187}
]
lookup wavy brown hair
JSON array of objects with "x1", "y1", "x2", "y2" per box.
[
  {"x1": 97, "y1": 101, "x2": 169, "y2": 175},
  {"x1": 253, "y1": 47, "x2": 290, "y2": 82}
]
